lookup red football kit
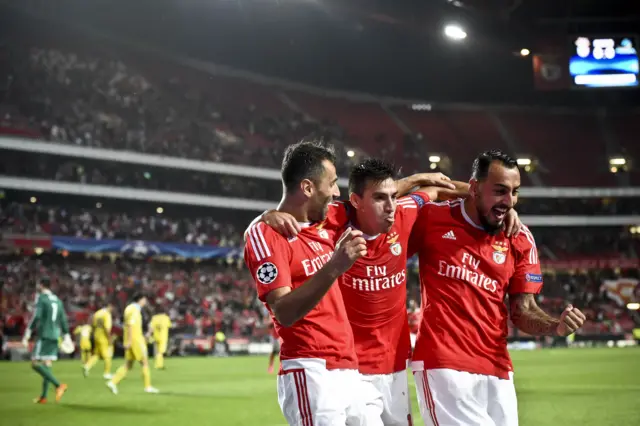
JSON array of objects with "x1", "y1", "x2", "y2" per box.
[
  {"x1": 324, "y1": 192, "x2": 430, "y2": 375},
  {"x1": 408, "y1": 198, "x2": 544, "y2": 379},
  {"x1": 244, "y1": 222, "x2": 357, "y2": 370}
]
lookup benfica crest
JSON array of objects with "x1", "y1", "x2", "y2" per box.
[
  {"x1": 390, "y1": 243, "x2": 402, "y2": 256},
  {"x1": 318, "y1": 229, "x2": 329, "y2": 239},
  {"x1": 491, "y1": 241, "x2": 508, "y2": 265}
]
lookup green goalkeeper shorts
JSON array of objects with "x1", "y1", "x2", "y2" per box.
[{"x1": 32, "y1": 338, "x2": 59, "y2": 361}]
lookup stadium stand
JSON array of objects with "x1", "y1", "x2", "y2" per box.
[{"x1": 1, "y1": 29, "x2": 639, "y2": 355}]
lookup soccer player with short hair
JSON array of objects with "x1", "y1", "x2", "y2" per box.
[
  {"x1": 257, "y1": 158, "x2": 501, "y2": 425},
  {"x1": 244, "y1": 141, "x2": 371, "y2": 425},
  {"x1": 408, "y1": 150, "x2": 586, "y2": 426},
  {"x1": 106, "y1": 293, "x2": 159, "y2": 394},
  {"x1": 147, "y1": 309, "x2": 172, "y2": 370},
  {"x1": 83, "y1": 302, "x2": 114, "y2": 379},
  {"x1": 22, "y1": 277, "x2": 71, "y2": 404}
]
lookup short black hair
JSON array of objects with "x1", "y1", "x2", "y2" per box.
[
  {"x1": 39, "y1": 276, "x2": 51, "y2": 288},
  {"x1": 132, "y1": 292, "x2": 147, "y2": 303},
  {"x1": 471, "y1": 150, "x2": 518, "y2": 180},
  {"x1": 349, "y1": 158, "x2": 398, "y2": 196},
  {"x1": 281, "y1": 141, "x2": 336, "y2": 193}
]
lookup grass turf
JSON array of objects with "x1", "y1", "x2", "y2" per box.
[{"x1": 0, "y1": 347, "x2": 638, "y2": 426}]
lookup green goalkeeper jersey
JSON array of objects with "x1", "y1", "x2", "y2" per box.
[{"x1": 28, "y1": 291, "x2": 69, "y2": 341}]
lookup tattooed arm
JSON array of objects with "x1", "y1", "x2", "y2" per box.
[
  {"x1": 509, "y1": 293, "x2": 560, "y2": 336},
  {"x1": 510, "y1": 293, "x2": 586, "y2": 336}
]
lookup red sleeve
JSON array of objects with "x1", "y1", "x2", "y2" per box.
[
  {"x1": 243, "y1": 222, "x2": 292, "y2": 302},
  {"x1": 407, "y1": 200, "x2": 431, "y2": 258},
  {"x1": 324, "y1": 202, "x2": 349, "y2": 243},
  {"x1": 397, "y1": 193, "x2": 431, "y2": 230},
  {"x1": 508, "y1": 225, "x2": 543, "y2": 294}
]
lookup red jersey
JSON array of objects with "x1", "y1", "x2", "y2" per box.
[
  {"x1": 408, "y1": 309, "x2": 421, "y2": 334},
  {"x1": 325, "y1": 193, "x2": 429, "y2": 374},
  {"x1": 244, "y1": 222, "x2": 357, "y2": 370},
  {"x1": 408, "y1": 199, "x2": 543, "y2": 379}
]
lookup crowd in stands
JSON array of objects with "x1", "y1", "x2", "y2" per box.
[
  {"x1": 1, "y1": 255, "x2": 637, "y2": 344},
  {"x1": 0, "y1": 256, "x2": 265, "y2": 340},
  {"x1": 3, "y1": 46, "x2": 357, "y2": 175}
]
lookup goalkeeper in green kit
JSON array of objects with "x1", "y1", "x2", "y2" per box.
[{"x1": 22, "y1": 277, "x2": 72, "y2": 404}]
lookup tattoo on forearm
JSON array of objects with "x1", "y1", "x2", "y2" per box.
[{"x1": 510, "y1": 294, "x2": 560, "y2": 336}]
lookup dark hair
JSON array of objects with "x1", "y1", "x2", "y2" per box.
[
  {"x1": 471, "y1": 149, "x2": 518, "y2": 180},
  {"x1": 281, "y1": 141, "x2": 336, "y2": 193},
  {"x1": 39, "y1": 276, "x2": 51, "y2": 288},
  {"x1": 349, "y1": 158, "x2": 398, "y2": 196},
  {"x1": 132, "y1": 292, "x2": 147, "y2": 303}
]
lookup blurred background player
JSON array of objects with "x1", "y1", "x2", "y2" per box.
[
  {"x1": 147, "y1": 309, "x2": 172, "y2": 370},
  {"x1": 21, "y1": 277, "x2": 71, "y2": 404},
  {"x1": 407, "y1": 300, "x2": 421, "y2": 350},
  {"x1": 83, "y1": 302, "x2": 114, "y2": 379},
  {"x1": 73, "y1": 322, "x2": 92, "y2": 365},
  {"x1": 265, "y1": 316, "x2": 280, "y2": 374},
  {"x1": 106, "y1": 293, "x2": 159, "y2": 394},
  {"x1": 408, "y1": 150, "x2": 586, "y2": 426}
]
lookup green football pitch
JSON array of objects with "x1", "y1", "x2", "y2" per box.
[{"x1": 1, "y1": 347, "x2": 638, "y2": 426}]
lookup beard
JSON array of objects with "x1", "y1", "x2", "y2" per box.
[{"x1": 476, "y1": 203, "x2": 505, "y2": 235}]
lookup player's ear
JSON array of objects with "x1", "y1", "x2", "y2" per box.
[
  {"x1": 301, "y1": 179, "x2": 314, "y2": 198},
  {"x1": 349, "y1": 192, "x2": 361, "y2": 209},
  {"x1": 468, "y1": 178, "x2": 479, "y2": 198}
]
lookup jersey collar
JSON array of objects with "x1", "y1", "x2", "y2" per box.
[
  {"x1": 132, "y1": 303, "x2": 142, "y2": 311},
  {"x1": 460, "y1": 199, "x2": 484, "y2": 231}
]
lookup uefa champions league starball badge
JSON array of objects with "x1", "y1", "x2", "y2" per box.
[{"x1": 257, "y1": 262, "x2": 278, "y2": 284}]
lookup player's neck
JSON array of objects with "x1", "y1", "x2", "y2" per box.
[
  {"x1": 462, "y1": 198, "x2": 483, "y2": 229},
  {"x1": 352, "y1": 214, "x2": 379, "y2": 238},
  {"x1": 277, "y1": 196, "x2": 311, "y2": 223}
]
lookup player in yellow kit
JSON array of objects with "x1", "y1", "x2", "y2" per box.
[
  {"x1": 106, "y1": 293, "x2": 159, "y2": 394},
  {"x1": 147, "y1": 310, "x2": 171, "y2": 370},
  {"x1": 83, "y1": 302, "x2": 114, "y2": 379},
  {"x1": 74, "y1": 323, "x2": 93, "y2": 364}
]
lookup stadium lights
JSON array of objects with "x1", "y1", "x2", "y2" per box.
[
  {"x1": 609, "y1": 157, "x2": 626, "y2": 166},
  {"x1": 610, "y1": 166, "x2": 618, "y2": 173},
  {"x1": 520, "y1": 48, "x2": 530, "y2": 57},
  {"x1": 347, "y1": 150, "x2": 355, "y2": 158},
  {"x1": 430, "y1": 163, "x2": 438, "y2": 170},
  {"x1": 627, "y1": 302, "x2": 640, "y2": 311},
  {"x1": 444, "y1": 24, "x2": 467, "y2": 41},
  {"x1": 517, "y1": 158, "x2": 531, "y2": 166},
  {"x1": 34, "y1": 247, "x2": 44, "y2": 255},
  {"x1": 429, "y1": 155, "x2": 441, "y2": 163},
  {"x1": 156, "y1": 207, "x2": 164, "y2": 214},
  {"x1": 96, "y1": 202, "x2": 102, "y2": 209},
  {"x1": 30, "y1": 196, "x2": 37, "y2": 204}
]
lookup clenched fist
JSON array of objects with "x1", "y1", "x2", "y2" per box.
[
  {"x1": 556, "y1": 305, "x2": 586, "y2": 337},
  {"x1": 329, "y1": 227, "x2": 367, "y2": 274}
]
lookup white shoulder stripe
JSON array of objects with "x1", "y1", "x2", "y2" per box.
[
  {"x1": 255, "y1": 223, "x2": 272, "y2": 258},
  {"x1": 247, "y1": 223, "x2": 272, "y2": 261},
  {"x1": 520, "y1": 226, "x2": 538, "y2": 264}
]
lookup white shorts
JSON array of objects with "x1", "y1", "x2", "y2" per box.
[
  {"x1": 278, "y1": 358, "x2": 368, "y2": 426},
  {"x1": 411, "y1": 363, "x2": 518, "y2": 426},
  {"x1": 360, "y1": 370, "x2": 412, "y2": 426}
]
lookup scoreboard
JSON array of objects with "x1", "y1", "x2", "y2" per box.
[{"x1": 569, "y1": 36, "x2": 639, "y2": 88}]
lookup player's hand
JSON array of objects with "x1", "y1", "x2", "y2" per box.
[
  {"x1": 412, "y1": 173, "x2": 456, "y2": 190},
  {"x1": 329, "y1": 227, "x2": 367, "y2": 274},
  {"x1": 262, "y1": 210, "x2": 301, "y2": 239},
  {"x1": 556, "y1": 305, "x2": 586, "y2": 337},
  {"x1": 503, "y1": 209, "x2": 522, "y2": 237}
]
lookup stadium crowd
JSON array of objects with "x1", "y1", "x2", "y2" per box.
[{"x1": 3, "y1": 46, "x2": 357, "y2": 175}]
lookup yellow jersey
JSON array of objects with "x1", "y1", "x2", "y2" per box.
[
  {"x1": 74, "y1": 324, "x2": 92, "y2": 342},
  {"x1": 123, "y1": 303, "x2": 144, "y2": 345},
  {"x1": 92, "y1": 308, "x2": 112, "y2": 342},
  {"x1": 150, "y1": 313, "x2": 171, "y2": 342}
]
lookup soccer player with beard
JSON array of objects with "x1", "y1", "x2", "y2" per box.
[
  {"x1": 244, "y1": 141, "x2": 371, "y2": 425},
  {"x1": 408, "y1": 150, "x2": 586, "y2": 426},
  {"x1": 254, "y1": 158, "x2": 522, "y2": 425}
]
